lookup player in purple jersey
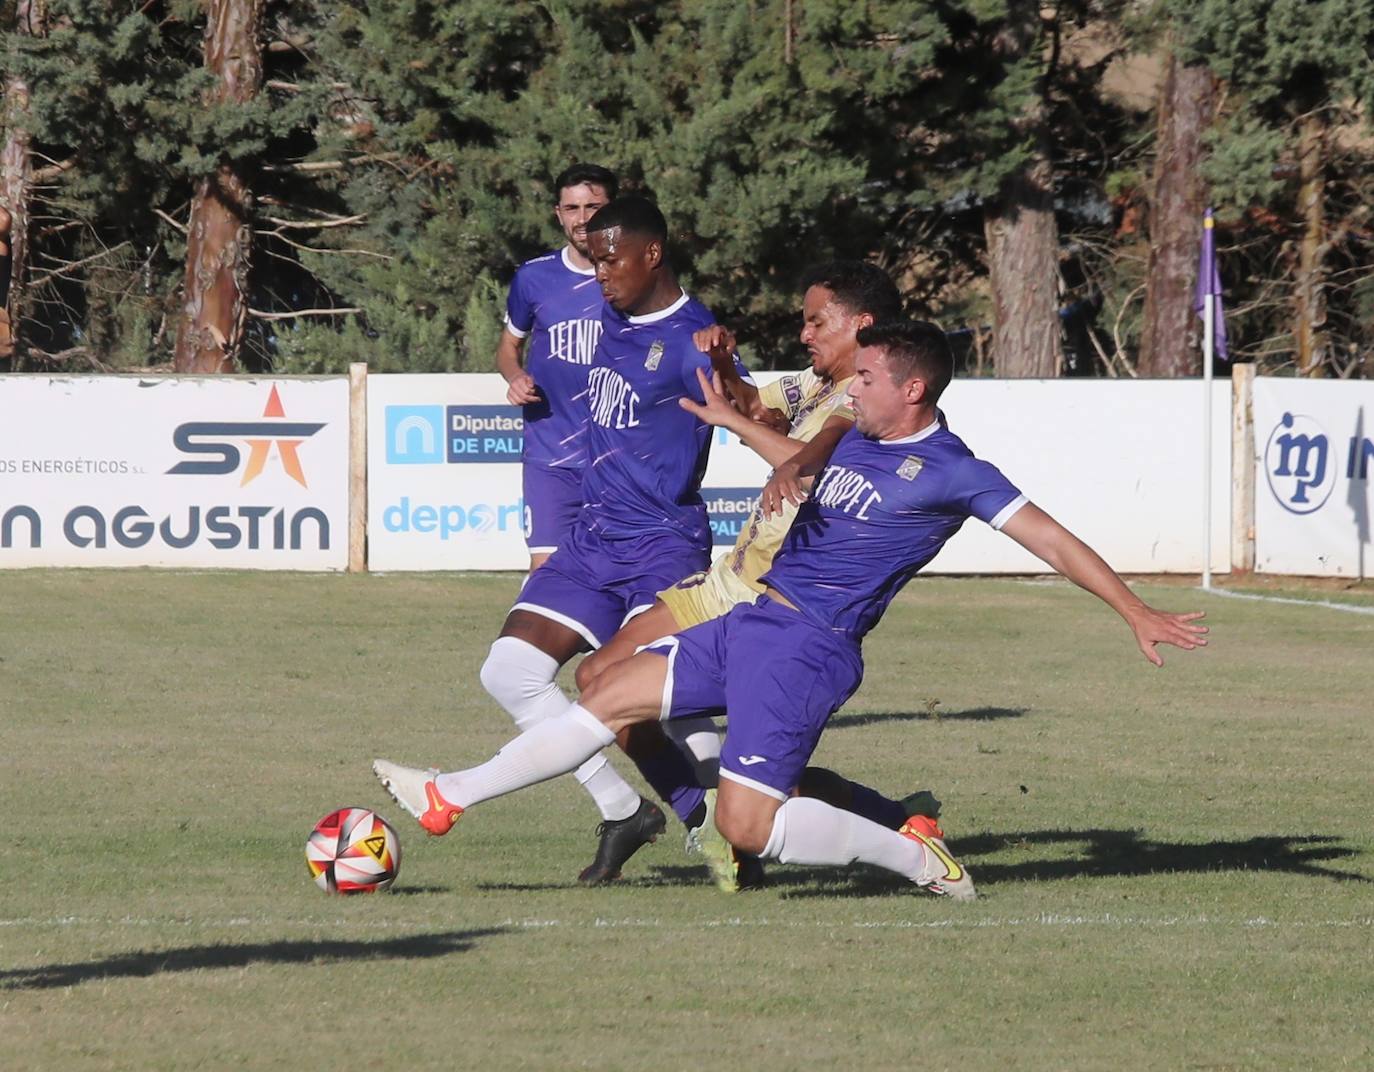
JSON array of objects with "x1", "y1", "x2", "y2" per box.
[
  {"x1": 496, "y1": 163, "x2": 617, "y2": 571},
  {"x1": 375, "y1": 320, "x2": 1208, "y2": 898},
  {"x1": 461, "y1": 195, "x2": 751, "y2": 885}
]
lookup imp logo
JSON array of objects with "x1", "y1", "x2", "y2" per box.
[
  {"x1": 1265, "y1": 411, "x2": 1335, "y2": 515},
  {"x1": 167, "y1": 385, "x2": 325, "y2": 487}
]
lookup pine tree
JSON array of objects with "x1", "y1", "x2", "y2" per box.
[{"x1": 1174, "y1": 0, "x2": 1374, "y2": 376}]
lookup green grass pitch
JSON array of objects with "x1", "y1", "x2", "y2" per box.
[{"x1": 3, "y1": 571, "x2": 1372, "y2": 1070}]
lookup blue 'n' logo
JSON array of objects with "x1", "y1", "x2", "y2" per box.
[
  {"x1": 386, "y1": 406, "x2": 445, "y2": 465},
  {"x1": 1265, "y1": 412, "x2": 1334, "y2": 514}
]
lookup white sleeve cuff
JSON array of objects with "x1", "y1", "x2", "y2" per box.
[
  {"x1": 988, "y1": 495, "x2": 1028, "y2": 531},
  {"x1": 504, "y1": 314, "x2": 529, "y2": 340}
]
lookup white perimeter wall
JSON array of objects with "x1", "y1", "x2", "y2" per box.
[
  {"x1": 9, "y1": 369, "x2": 1369, "y2": 577},
  {"x1": 365, "y1": 373, "x2": 1232, "y2": 575}
]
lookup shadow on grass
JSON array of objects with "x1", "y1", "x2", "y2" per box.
[
  {"x1": 958, "y1": 828, "x2": 1371, "y2": 885},
  {"x1": 476, "y1": 864, "x2": 710, "y2": 892},
  {"x1": 776, "y1": 828, "x2": 1369, "y2": 899},
  {"x1": 1, "y1": 927, "x2": 507, "y2": 991},
  {"x1": 828, "y1": 707, "x2": 1025, "y2": 729}
]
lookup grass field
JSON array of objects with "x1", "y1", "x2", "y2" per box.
[{"x1": 3, "y1": 570, "x2": 1372, "y2": 1071}]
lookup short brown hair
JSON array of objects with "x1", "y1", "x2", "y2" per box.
[{"x1": 856, "y1": 321, "x2": 953, "y2": 402}]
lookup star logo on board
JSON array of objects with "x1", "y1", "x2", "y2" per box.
[
  {"x1": 645, "y1": 339, "x2": 665, "y2": 372},
  {"x1": 165, "y1": 385, "x2": 326, "y2": 484},
  {"x1": 897, "y1": 456, "x2": 924, "y2": 482},
  {"x1": 241, "y1": 386, "x2": 311, "y2": 487}
]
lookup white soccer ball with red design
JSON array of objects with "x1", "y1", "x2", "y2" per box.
[{"x1": 306, "y1": 807, "x2": 401, "y2": 893}]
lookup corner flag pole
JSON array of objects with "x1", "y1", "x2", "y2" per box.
[
  {"x1": 1195, "y1": 208, "x2": 1227, "y2": 591},
  {"x1": 1202, "y1": 259, "x2": 1214, "y2": 591}
]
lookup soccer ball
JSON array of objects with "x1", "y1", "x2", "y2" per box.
[{"x1": 306, "y1": 807, "x2": 401, "y2": 894}]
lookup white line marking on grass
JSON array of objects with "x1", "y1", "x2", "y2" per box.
[
  {"x1": 1198, "y1": 588, "x2": 1374, "y2": 617},
  {"x1": 1010, "y1": 576, "x2": 1374, "y2": 616},
  {"x1": 5, "y1": 914, "x2": 1373, "y2": 931}
]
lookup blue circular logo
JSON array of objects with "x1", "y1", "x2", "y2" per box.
[{"x1": 1264, "y1": 412, "x2": 1335, "y2": 515}]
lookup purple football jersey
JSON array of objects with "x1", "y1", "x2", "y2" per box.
[
  {"x1": 763, "y1": 422, "x2": 1027, "y2": 640},
  {"x1": 505, "y1": 248, "x2": 604, "y2": 467},
  {"x1": 577, "y1": 291, "x2": 727, "y2": 547}
]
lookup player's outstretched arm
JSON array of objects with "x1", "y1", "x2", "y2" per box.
[
  {"x1": 680, "y1": 367, "x2": 808, "y2": 469},
  {"x1": 999, "y1": 503, "x2": 1209, "y2": 667},
  {"x1": 758, "y1": 416, "x2": 852, "y2": 518},
  {"x1": 496, "y1": 328, "x2": 540, "y2": 405}
]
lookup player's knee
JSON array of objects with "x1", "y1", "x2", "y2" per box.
[
  {"x1": 573, "y1": 650, "x2": 603, "y2": 693},
  {"x1": 480, "y1": 635, "x2": 556, "y2": 707},
  {"x1": 714, "y1": 795, "x2": 771, "y2": 856},
  {"x1": 575, "y1": 667, "x2": 615, "y2": 713}
]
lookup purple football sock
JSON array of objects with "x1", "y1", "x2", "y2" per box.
[
  {"x1": 632, "y1": 745, "x2": 707, "y2": 825},
  {"x1": 845, "y1": 780, "x2": 909, "y2": 830}
]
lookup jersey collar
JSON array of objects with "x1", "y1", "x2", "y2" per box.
[
  {"x1": 879, "y1": 417, "x2": 942, "y2": 446},
  {"x1": 626, "y1": 290, "x2": 690, "y2": 324},
  {"x1": 560, "y1": 247, "x2": 596, "y2": 276}
]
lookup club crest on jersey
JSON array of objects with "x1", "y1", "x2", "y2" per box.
[
  {"x1": 897, "y1": 456, "x2": 924, "y2": 481},
  {"x1": 645, "y1": 339, "x2": 665, "y2": 371}
]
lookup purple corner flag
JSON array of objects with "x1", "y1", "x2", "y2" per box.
[{"x1": 1195, "y1": 207, "x2": 1229, "y2": 363}]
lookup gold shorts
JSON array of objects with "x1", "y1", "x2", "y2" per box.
[{"x1": 656, "y1": 560, "x2": 761, "y2": 631}]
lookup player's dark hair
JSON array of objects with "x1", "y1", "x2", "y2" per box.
[
  {"x1": 586, "y1": 195, "x2": 667, "y2": 244},
  {"x1": 856, "y1": 320, "x2": 954, "y2": 402},
  {"x1": 801, "y1": 261, "x2": 902, "y2": 322},
  {"x1": 553, "y1": 164, "x2": 619, "y2": 202}
]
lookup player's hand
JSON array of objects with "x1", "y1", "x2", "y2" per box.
[
  {"x1": 760, "y1": 459, "x2": 807, "y2": 519},
  {"x1": 505, "y1": 372, "x2": 540, "y2": 406},
  {"x1": 751, "y1": 405, "x2": 790, "y2": 434},
  {"x1": 679, "y1": 367, "x2": 742, "y2": 430},
  {"x1": 1126, "y1": 608, "x2": 1208, "y2": 667},
  {"x1": 693, "y1": 324, "x2": 738, "y2": 365}
]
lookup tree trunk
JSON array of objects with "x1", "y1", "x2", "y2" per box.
[
  {"x1": 1293, "y1": 111, "x2": 1327, "y2": 378},
  {"x1": 1140, "y1": 49, "x2": 1215, "y2": 377},
  {"x1": 0, "y1": 0, "x2": 40, "y2": 365},
  {"x1": 984, "y1": 151, "x2": 1063, "y2": 377},
  {"x1": 982, "y1": 5, "x2": 1063, "y2": 378},
  {"x1": 173, "y1": 0, "x2": 264, "y2": 374}
]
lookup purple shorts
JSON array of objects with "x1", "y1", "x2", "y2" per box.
[
  {"x1": 514, "y1": 524, "x2": 710, "y2": 649},
  {"x1": 646, "y1": 598, "x2": 864, "y2": 799},
  {"x1": 522, "y1": 462, "x2": 584, "y2": 554}
]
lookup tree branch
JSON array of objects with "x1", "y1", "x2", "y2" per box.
[
  {"x1": 28, "y1": 241, "x2": 132, "y2": 288},
  {"x1": 31, "y1": 157, "x2": 77, "y2": 184},
  {"x1": 262, "y1": 213, "x2": 366, "y2": 229},
  {"x1": 248, "y1": 306, "x2": 361, "y2": 320},
  {"x1": 154, "y1": 208, "x2": 189, "y2": 234},
  {"x1": 261, "y1": 152, "x2": 402, "y2": 174}
]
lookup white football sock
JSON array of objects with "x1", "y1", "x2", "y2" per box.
[
  {"x1": 760, "y1": 797, "x2": 926, "y2": 882},
  {"x1": 436, "y1": 704, "x2": 616, "y2": 809},
  {"x1": 571, "y1": 755, "x2": 642, "y2": 820},
  {"x1": 664, "y1": 716, "x2": 721, "y2": 787},
  {"x1": 479, "y1": 636, "x2": 638, "y2": 821}
]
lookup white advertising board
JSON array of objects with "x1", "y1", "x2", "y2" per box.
[
  {"x1": 367, "y1": 373, "x2": 1231, "y2": 575},
  {"x1": 366, "y1": 374, "x2": 526, "y2": 571},
  {"x1": 1252, "y1": 377, "x2": 1374, "y2": 577},
  {"x1": 365, "y1": 373, "x2": 785, "y2": 571},
  {"x1": 926, "y1": 379, "x2": 1232, "y2": 574},
  {"x1": 0, "y1": 375, "x2": 350, "y2": 570}
]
